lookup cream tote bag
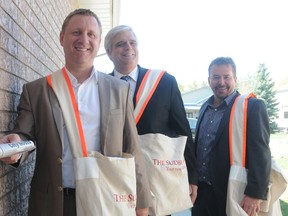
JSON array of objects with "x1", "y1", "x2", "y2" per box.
[
  {"x1": 134, "y1": 70, "x2": 192, "y2": 215},
  {"x1": 139, "y1": 133, "x2": 193, "y2": 216},
  {"x1": 74, "y1": 151, "x2": 137, "y2": 216},
  {"x1": 226, "y1": 93, "x2": 287, "y2": 216},
  {"x1": 47, "y1": 68, "x2": 137, "y2": 216}
]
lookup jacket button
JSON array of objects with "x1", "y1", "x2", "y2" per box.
[
  {"x1": 57, "y1": 158, "x2": 62, "y2": 164},
  {"x1": 57, "y1": 186, "x2": 63, "y2": 192}
]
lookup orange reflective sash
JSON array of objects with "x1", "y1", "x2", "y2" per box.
[
  {"x1": 47, "y1": 67, "x2": 88, "y2": 157},
  {"x1": 228, "y1": 93, "x2": 288, "y2": 215},
  {"x1": 229, "y1": 93, "x2": 256, "y2": 166},
  {"x1": 134, "y1": 69, "x2": 165, "y2": 124}
]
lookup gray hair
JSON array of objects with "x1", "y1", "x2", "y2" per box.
[{"x1": 104, "y1": 25, "x2": 138, "y2": 53}]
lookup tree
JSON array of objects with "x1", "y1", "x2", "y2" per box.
[
  {"x1": 237, "y1": 73, "x2": 257, "y2": 93},
  {"x1": 253, "y1": 64, "x2": 279, "y2": 133}
]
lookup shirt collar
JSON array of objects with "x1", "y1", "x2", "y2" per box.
[
  {"x1": 225, "y1": 90, "x2": 237, "y2": 105},
  {"x1": 208, "y1": 90, "x2": 237, "y2": 107},
  {"x1": 65, "y1": 66, "x2": 98, "y2": 87},
  {"x1": 114, "y1": 66, "x2": 139, "y2": 82}
]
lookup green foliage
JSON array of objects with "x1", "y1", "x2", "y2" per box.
[
  {"x1": 236, "y1": 73, "x2": 257, "y2": 93},
  {"x1": 280, "y1": 200, "x2": 288, "y2": 215},
  {"x1": 253, "y1": 64, "x2": 279, "y2": 133}
]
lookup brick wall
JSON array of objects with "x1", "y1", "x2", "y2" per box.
[{"x1": 0, "y1": 0, "x2": 78, "y2": 215}]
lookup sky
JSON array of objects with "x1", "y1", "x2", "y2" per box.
[{"x1": 95, "y1": 0, "x2": 288, "y2": 86}]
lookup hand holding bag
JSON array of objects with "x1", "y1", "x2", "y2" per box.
[{"x1": 226, "y1": 93, "x2": 287, "y2": 216}]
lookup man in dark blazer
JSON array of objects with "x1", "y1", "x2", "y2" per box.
[
  {"x1": 192, "y1": 57, "x2": 271, "y2": 216},
  {"x1": 104, "y1": 25, "x2": 198, "y2": 213},
  {"x1": 0, "y1": 9, "x2": 150, "y2": 216}
]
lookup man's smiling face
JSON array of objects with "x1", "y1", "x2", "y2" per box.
[
  {"x1": 60, "y1": 14, "x2": 101, "y2": 68},
  {"x1": 107, "y1": 30, "x2": 139, "y2": 73}
]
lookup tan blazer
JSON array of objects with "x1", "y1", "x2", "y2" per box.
[{"x1": 13, "y1": 71, "x2": 150, "y2": 216}]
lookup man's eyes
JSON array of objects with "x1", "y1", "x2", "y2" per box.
[
  {"x1": 72, "y1": 31, "x2": 80, "y2": 36},
  {"x1": 116, "y1": 42, "x2": 125, "y2": 47},
  {"x1": 116, "y1": 41, "x2": 137, "y2": 47},
  {"x1": 88, "y1": 32, "x2": 96, "y2": 38},
  {"x1": 211, "y1": 76, "x2": 231, "y2": 81},
  {"x1": 72, "y1": 31, "x2": 97, "y2": 38}
]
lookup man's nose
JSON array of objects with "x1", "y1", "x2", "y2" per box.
[
  {"x1": 217, "y1": 77, "x2": 227, "y2": 84},
  {"x1": 125, "y1": 42, "x2": 133, "y2": 49},
  {"x1": 79, "y1": 34, "x2": 90, "y2": 43}
]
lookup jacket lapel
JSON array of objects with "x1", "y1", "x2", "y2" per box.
[
  {"x1": 195, "y1": 102, "x2": 209, "y2": 145},
  {"x1": 196, "y1": 92, "x2": 240, "y2": 150},
  {"x1": 211, "y1": 93, "x2": 240, "y2": 148},
  {"x1": 134, "y1": 65, "x2": 147, "y2": 106},
  {"x1": 48, "y1": 81, "x2": 64, "y2": 150},
  {"x1": 98, "y1": 73, "x2": 111, "y2": 152}
]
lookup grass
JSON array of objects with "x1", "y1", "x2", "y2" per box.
[
  {"x1": 280, "y1": 200, "x2": 288, "y2": 215},
  {"x1": 271, "y1": 133, "x2": 288, "y2": 215},
  {"x1": 276, "y1": 156, "x2": 288, "y2": 215},
  {"x1": 276, "y1": 157, "x2": 288, "y2": 170},
  {"x1": 271, "y1": 133, "x2": 288, "y2": 139}
]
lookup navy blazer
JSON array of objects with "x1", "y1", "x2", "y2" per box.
[
  {"x1": 195, "y1": 91, "x2": 271, "y2": 210},
  {"x1": 111, "y1": 65, "x2": 198, "y2": 184}
]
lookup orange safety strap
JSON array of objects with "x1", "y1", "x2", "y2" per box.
[
  {"x1": 135, "y1": 70, "x2": 165, "y2": 124},
  {"x1": 47, "y1": 75, "x2": 52, "y2": 87},
  {"x1": 135, "y1": 69, "x2": 152, "y2": 105},
  {"x1": 229, "y1": 93, "x2": 256, "y2": 167},
  {"x1": 47, "y1": 67, "x2": 88, "y2": 157},
  {"x1": 229, "y1": 95, "x2": 240, "y2": 166}
]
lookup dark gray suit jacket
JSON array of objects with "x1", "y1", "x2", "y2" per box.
[
  {"x1": 195, "y1": 91, "x2": 271, "y2": 211},
  {"x1": 111, "y1": 65, "x2": 198, "y2": 184}
]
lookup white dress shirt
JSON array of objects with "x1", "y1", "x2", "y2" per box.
[
  {"x1": 114, "y1": 67, "x2": 139, "y2": 96},
  {"x1": 62, "y1": 67, "x2": 100, "y2": 188}
]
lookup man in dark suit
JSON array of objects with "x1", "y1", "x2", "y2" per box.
[
  {"x1": 192, "y1": 57, "x2": 271, "y2": 216},
  {"x1": 0, "y1": 9, "x2": 150, "y2": 216},
  {"x1": 104, "y1": 25, "x2": 198, "y2": 215}
]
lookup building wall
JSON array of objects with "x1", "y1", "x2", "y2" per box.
[
  {"x1": 182, "y1": 86, "x2": 212, "y2": 119},
  {"x1": 0, "y1": 0, "x2": 78, "y2": 215},
  {"x1": 275, "y1": 87, "x2": 288, "y2": 131}
]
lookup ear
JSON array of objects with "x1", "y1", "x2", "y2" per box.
[{"x1": 59, "y1": 31, "x2": 64, "y2": 46}]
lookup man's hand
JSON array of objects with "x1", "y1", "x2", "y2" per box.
[
  {"x1": 241, "y1": 195, "x2": 262, "y2": 216},
  {"x1": 0, "y1": 134, "x2": 22, "y2": 164},
  {"x1": 189, "y1": 184, "x2": 198, "y2": 204},
  {"x1": 136, "y1": 207, "x2": 149, "y2": 216}
]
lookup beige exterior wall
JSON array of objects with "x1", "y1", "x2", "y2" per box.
[
  {"x1": 276, "y1": 87, "x2": 288, "y2": 131},
  {"x1": 0, "y1": 0, "x2": 78, "y2": 214}
]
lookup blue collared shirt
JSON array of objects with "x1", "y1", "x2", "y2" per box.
[{"x1": 197, "y1": 91, "x2": 237, "y2": 184}]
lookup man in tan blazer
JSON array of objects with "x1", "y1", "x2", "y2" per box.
[{"x1": 0, "y1": 9, "x2": 150, "y2": 216}]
